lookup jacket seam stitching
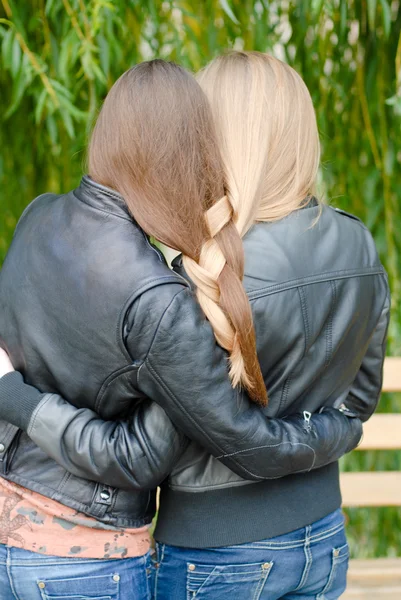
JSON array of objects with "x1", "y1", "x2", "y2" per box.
[
  {"x1": 117, "y1": 276, "x2": 188, "y2": 361},
  {"x1": 215, "y1": 441, "x2": 315, "y2": 460},
  {"x1": 349, "y1": 289, "x2": 390, "y2": 419},
  {"x1": 325, "y1": 280, "x2": 336, "y2": 369},
  {"x1": 137, "y1": 409, "x2": 159, "y2": 475},
  {"x1": 27, "y1": 394, "x2": 55, "y2": 436},
  {"x1": 95, "y1": 365, "x2": 138, "y2": 412},
  {"x1": 57, "y1": 471, "x2": 71, "y2": 494},
  {"x1": 141, "y1": 232, "x2": 164, "y2": 262},
  {"x1": 81, "y1": 176, "x2": 124, "y2": 201},
  {"x1": 95, "y1": 278, "x2": 186, "y2": 413},
  {"x1": 143, "y1": 358, "x2": 240, "y2": 469},
  {"x1": 13, "y1": 193, "x2": 55, "y2": 237},
  {"x1": 247, "y1": 267, "x2": 385, "y2": 300},
  {"x1": 141, "y1": 288, "x2": 189, "y2": 363},
  {"x1": 1, "y1": 423, "x2": 20, "y2": 451},
  {"x1": 297, "y1": 286, "x2": 310, "y2": 357},
  {"x1": 278, "y1": 375, "x2": 292, "y2": 415},
  {"x1": 2, "y1": 471, "x2": 113, "y2": 508},
  {"x1": 0, "y1": 475, "x2": 150, "y2": 527}
]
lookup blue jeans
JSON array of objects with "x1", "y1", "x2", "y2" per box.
[
  {"x1": 0, "y1": 545, "x2": 153, "y2": 600},
  {"x1": 154, "y1": 509, "x2": 349, "y2": 600}
]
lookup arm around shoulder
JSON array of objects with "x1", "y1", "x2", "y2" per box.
[{"x1": 135, "y1": 286, "x2": 363, "y2": 480}]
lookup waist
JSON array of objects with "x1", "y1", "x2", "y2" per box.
[
  {"x1": 155, "y1": 462, "x2": 341, "y2": 548},
  {"x1": 0, "y1": 477, "x2": 151, "y2": 559},
  {"x1": 0, "y1": 431, "x2": 156, "y2": 528}
]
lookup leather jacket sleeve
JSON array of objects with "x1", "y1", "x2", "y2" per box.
[
  {"x1": 28, "y1": 392, "x2": 188, "y2": 491},
  {"x1": 344, "y1": 290, "x2": 390, "y2": 422},
  {"x1": 0, "y1": 283, "x2": 362, "y2": 489}
]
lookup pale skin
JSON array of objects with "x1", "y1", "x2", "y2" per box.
[{"x1": 0, "y1": 349, "x2": 14, "y2": 378}]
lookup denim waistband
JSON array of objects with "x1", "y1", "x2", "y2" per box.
[
  {"x1": 0, "y1": 545, "x2": 149, "y2": 566},
  {"x1": 229, "y1": 509, "x2": 345, "y2": 551}
]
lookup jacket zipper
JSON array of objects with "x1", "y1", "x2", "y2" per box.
[{"x1": 303, "y1": 411, "x2": 312, "y2": 433}]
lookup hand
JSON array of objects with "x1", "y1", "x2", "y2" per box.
[{"x1": 0, "y1": 348, "x2": 15, "y2": 379}]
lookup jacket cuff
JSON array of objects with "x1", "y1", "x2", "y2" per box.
[{"x1": 0, "y1": 372, "x2": 44, "y2": 431}]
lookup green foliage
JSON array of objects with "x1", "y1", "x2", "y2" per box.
[{"x1": 0, "y1": 0, "x2": 400, "y2": 557}]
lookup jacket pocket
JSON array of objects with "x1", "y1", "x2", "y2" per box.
[
  {"x1": 186, "y1": 561, "x2": 273, "y2": 600},
  {"x1": 0, "y1": 424, "x2": 22, "y2": 475},
  {"x1": 38, "y1": 572, "x2": 120, "y2": 600}
]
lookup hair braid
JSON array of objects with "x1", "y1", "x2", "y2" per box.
[
  {"x1": 183, "y1": 196, "x2": 268, "y2": 406},
  {"x1": 89, "y1": 59, "x2": 267, "y2": 406}
]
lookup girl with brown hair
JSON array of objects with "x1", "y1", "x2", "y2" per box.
[{"x1": 0, "y1": 56, "x2": 377, "y2": 599}]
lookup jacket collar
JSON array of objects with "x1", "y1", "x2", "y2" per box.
[
  {"x1": 74, "y1": 175, "x2": 132, "y2": 220},
  {"x1": 75, "y1": 176, "x2": 319, "y2": 222}
]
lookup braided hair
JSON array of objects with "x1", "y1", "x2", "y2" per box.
[{"x1": 89, "y1": 59, "x2": 268, "y2": 405}]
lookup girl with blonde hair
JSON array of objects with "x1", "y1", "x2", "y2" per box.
[{"x1": 150, "y1": 52, "x2": 388, "y2": 599}]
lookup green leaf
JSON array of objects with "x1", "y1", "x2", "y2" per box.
[
  {"x1": 4, "y1": 63, "x2": 27, "y2": 118},
  {"x1": 379, "y1": 0, "x2": 391, "y2": 39},
  {"x1": 2, "y1": 27, "x2": 15, "y2": 70},
  {"x1": 7, "y1": 0, "x2": 27, "y2": 38},
  {"x1": 45, "y1": 0, "x2": 57, "y2": 17},
  {"x1": 35, "y1": 88, "x2": 48, "y2": 124},
  {"x1": 46, "y1": 113, "x2": 58, "y2": 146},
  {"x1": 311, "y1": 0, "x2": 325, "y2": 19},
  {"x1": 97, "y1": 34, "x2": 110, "y2": 78},
  {"x1": 90, "y1": 61, "x2": 107, "y2": 84},
  {"x1": 81, "y1": 49, "x2": 95, "y2": 81},
  {"x1": 58, "y1": 31, "x2": 77, "y2": 83},
  {"x1": 59, "y1": 107, "x2": 75, "y2": 138},
  {"x1": 57, "y1": 92, "x2": 88, "y2": 121},
  {"x1": 340, "y1": 0, "x2": 347, "y2": 39},
  {"x1": 367, "y1": 0, "x2": 377, "y2": 30},
  {"x1": 10, "y1": 36, "x2": 21, "y2": 78},
  {"x1": 219, "y1": 0, "x2": 239, "y2": 25},
  {"x1": 49, "y1": 79, "x2": 74, "y2": 100}
]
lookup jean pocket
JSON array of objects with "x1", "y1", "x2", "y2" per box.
[
  {"x1": 186, "y1": 561, "x2": 273, "y2": 600},
  {"x1": 38, "y1": 572, "x2": 120, "y2": 600},
  {"x1": 317, "y1": 542, "x2": 349, "y2": 600}
]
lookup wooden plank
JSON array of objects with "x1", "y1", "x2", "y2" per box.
[
  {"x1": 356, "y1": 414, "x2": 401, "y2": 450},
  {"x1": 348, "y1": 558, "x2": 401, "y2": 583},
  {"x1": 341, "y1": 472, "x2": 401, "y2": 506},
  {"x1": 343, "y1": 587, "x2": 401, "y2": 599},
  {"x1": 340, "y1": 360, "x2": 401, "y2": 598},
  {"x1": 382, "y1": 358, "x2": 401, "y2": 392},
  {"x1": 343, "y1": 558, "x2": 401, "y2": 599}
]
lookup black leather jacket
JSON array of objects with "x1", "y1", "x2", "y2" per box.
[{"x1": 0, "y1": 177, "x2": 386, "y2": 534}]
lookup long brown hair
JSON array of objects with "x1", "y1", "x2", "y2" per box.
[{"x1": 89, "y1": 60, "x2": 267, "y2": 405}]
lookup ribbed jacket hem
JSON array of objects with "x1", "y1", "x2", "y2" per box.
[{"x1": 154, "y1": 462, "x2": 341, "y2": 548}]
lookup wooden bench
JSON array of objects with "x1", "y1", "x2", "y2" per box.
[{"x1": 341, "y1": 357, "x2": 401, "y2": 599}]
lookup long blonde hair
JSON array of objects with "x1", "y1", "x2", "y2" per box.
[
  {"x1": 89, "y1": 60, "x2": 267, "y2": 405},
  {"x1": 182, "y1": 52, "x2": 320, "y2": 396},
  {"x1": 196, "y1": 51, "x2": 320, "y2": 236}
]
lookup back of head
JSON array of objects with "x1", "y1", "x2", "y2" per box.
[
  {"x1": 89, "y1": 60, "x2": 267, "y2": 405},
  {"x1": 197, "y1": 51, "x2": 321, "y2": 236}
]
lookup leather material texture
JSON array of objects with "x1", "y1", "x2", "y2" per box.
[{"x1": 0, "y1": 177, "x2": 388, "y2": 528}]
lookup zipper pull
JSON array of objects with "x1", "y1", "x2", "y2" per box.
[{"x1": 303, "y1": 411, "x2": 312, "y2": 433}]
